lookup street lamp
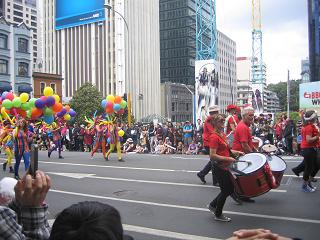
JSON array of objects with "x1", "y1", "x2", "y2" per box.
[
  {"x1": 181, "y1": 84, "x2": 196, "y2": 124},
  {"x1": 104, "y1": 3, "x2": 129, "y2": 33}
]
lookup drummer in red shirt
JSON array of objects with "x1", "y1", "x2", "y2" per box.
[
  {"x1": 225, "y1": 104, "x2": 240, "y2": 146},
  {"x1": 300, "y1": 110, "x2": 319, "y2": 192},
  {"x1": 207, "y1": 114, "x2": 244, "y2": 222}
]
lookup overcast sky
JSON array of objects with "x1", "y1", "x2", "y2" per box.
[{"x1": 216, "y1": 0, "x2": 308, "y2": 84}]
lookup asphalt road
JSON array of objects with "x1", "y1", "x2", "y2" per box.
[{"x1": 1, "y1": 151, "x2": 320, "y2": 240}]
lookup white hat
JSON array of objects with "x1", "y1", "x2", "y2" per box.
[
  {"x1": 127, "y1": 138, "x2": 133, "y2": 143},
  {"x1": 208, "y1": 105, "x2": 220, "y2": 113}
]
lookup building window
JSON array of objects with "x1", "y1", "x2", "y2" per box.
[
  {"x1": 0, "y1": 34, "x2": 8, "y2": 49},
  {"x1": 18, "y1": 62, "x2": 28, "y2": 76},
  {"x1": 13, "y1": 16, "x2": 23, "y2": 22},
  {"x1": 18, "y1": 38, "x2": 28, "y2": 53},
  {"x1": 50, "y1": 83, "x2": 56, "y2": 93},
  {"x1": 0, "y1": 59, "x2": 8, "y2": 74},
  {"x1": 40, "y1": 82, "x2": 45, "y2": 95}
]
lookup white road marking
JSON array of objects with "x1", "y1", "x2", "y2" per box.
[
  {"x1": 47, "y1": 172, "x2": 287, "y2": 193},
  {"x1": 50, "y1": 189, "x2": 320, "y2": 224},
  {"x1": 47, "y1": 219, "x2": 220, "y2": 240}
]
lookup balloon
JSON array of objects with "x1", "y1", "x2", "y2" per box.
[
  {"x1": 106, "y1": 95, "x2": 115, "y2": 103},
  {"x1": 117, "y1": 108, "x2": 125, "y2": 115},
  {"x1": 16, "y1": 109, "x2": 27, "y2": 118},
  {"x1": 20, "y1": 93, "x2": 29, "y2": 103},
  {"x1": 64, "y1": 114, "x2": 71, "y2": 121},
  {"x1": 27, "y1": 110, "x2": 31, "y2": 119},
  {"x1": 35, "y1": 99, "x2": 45, "y2": 109},
  {"x1": 105, "y1": 107, "x2": 113, "y2": 114},
  {"x1": 118, "y1": 130, "x2": 124, "y2": 137},
  {"x1": 119, "y1": 137, "x2": 123, "y2": 142},
  {"x1": 101, "y1": 99, "x2": 107, "y2": 108},
  {"x1": 5, "y1": 92, "x2": 14, "y2": 101},
  {"x1": 56, "y1": 111, "x2": 64, "y2": 118},
  {"x1": 12, "y1": 97, "x2": 21, "y2": 108},
  {"x1": 60, "y1": 108, "x2": 67, "y2": 115},
  {"x1": 29, "y1": 98, "x2": 37, "y2": 108},
  {"x1": 106, "y1": 102, "x2": 113, "y2": 109},
  {"x1": 114, "y1": 96, "x2": 122, "y2": 104},
  {"x1": 2, "y1": 99, "x2": 12, "y2": 109},
  {"x1": 120, "y1": 100, "x2": 127, "y2": 109},
  {"x1": 113, "y1": 104, "x2": 121, "y2": 111},
  {"x1": 2, "y1": 91, "x2": 7, "y2": 100},
  {"x1": 43, "y1": 107, "x2": 53, "y2": 116},
  {"x1": 21, "y1": 103, "x2": 30, "y2": 111},
  {"x1": 53, "y1": 94, "x2": 60, "y2": 103},
  {"x1": 69, "y1": 109, "x2": 76, "y2": 117},
  {"x1": 43, "y1": 115, "x2": 54, "y2": 124},
  {"x1": 65, "y1": 105, "x2": 70, "y2": 112},
  {"x1": 45, "y1": 96, "x2": 55, "y2": 107},
  {"x1": 43, "y1": 86, "x2": 54, "y2": 97},
  {"x1": 40, "y1": 96, "x2": 47, "y2": 102},
  {"x1": 31, "y1": 108, "x2": 43, "y2": 118},
  {"x1": 52, "y1": 102, "x2": 63, "y2": 112}
]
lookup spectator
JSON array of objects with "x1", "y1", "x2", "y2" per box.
[
  {"x1": 148, "y1": 122, "x2": 156, "y2": 153},
  {"x1": 164, "y1": 137, "x2": 175, "y2": 154},
  {"x1": 123, "y1": 138, "x2": 136, "y2": 153},
  {"x1": 183, "y1": 121, "x2": 193, "y2": 149},
  {"x1": 176, "y1": 141, "x2": 184, "y2": 154},
  {"x1": 50, "y1": 201, "x2": 133, "y2": 240},
  {"x1": 186, "y1": 140, "x2": 198, "y2": 155}
]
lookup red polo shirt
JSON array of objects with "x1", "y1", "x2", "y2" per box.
[
  {"x1": 301, "y1": 123, "x2": 319, "y2": 149},
  {"x1": 208, "y1": 131, "x2": 231, "y2": 168},
  {"x1": 226, "y1": 114, "x2": 240, "y2": 135},
  {"x1": 232, "y1": 121, "x2": 253, "y2": 152},
  {"x1": 203, "y1": 116, "x2": 214, "y2": 147}
]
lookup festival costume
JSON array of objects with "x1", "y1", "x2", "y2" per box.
[
  {"x1": 105, "y1": 126, "x2": 122, "y2": 161},
  {"x1": 13, "y1": 128, "x2": 30, "y2": 179},
  {"x1": 2, "y1": 134, "x2": 14, "y2": 172},
  {"x1": 91, "y1": 125, "x2": 107, "y2": 158},
  {"x1": 48, "y1": 128, "x2": 63, "y2": 158}
]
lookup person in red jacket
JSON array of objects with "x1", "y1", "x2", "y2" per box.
[
  {"x1": 196, "y1": 105, "x2": 219, "y2": 184},
  {"x1": 224, "y1": 104, "x2": 240, "y2": 146}
]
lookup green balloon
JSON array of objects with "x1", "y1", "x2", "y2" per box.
[
  {"x1": 27, "y1": 110, "x2": 31, "y2": 118},
  {"x1": 2, "y1": 99, "x2": 12, "y2": 109},
  {"x1": 43, "y1": 107, "x2": 53, "y2": 116},
  {"x1": 120, "y1": 100, "x2": 127, "y2": 109},
  {"x1": 12, "y1": 97, "x2": 21, "y2": 108},
  {"x1": 29, "y1": 98, "x2": 36, "y2": 108},
  {"x1": 21, "y1": 102, "x2": 30, "y2": 111}
]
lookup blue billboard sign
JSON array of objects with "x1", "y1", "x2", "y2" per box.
[{"x1": 56, "y1": 0, "x2": 106, "y2": 30}]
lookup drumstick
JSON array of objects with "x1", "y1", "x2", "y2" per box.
[{"x1": 236, "y1": 160, "x2": 252, "y2": 165}]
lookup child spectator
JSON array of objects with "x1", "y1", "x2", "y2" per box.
[
  {"x1": 186, "y1": 140, "x2": 198, "y2": 155},
  {"x1": 176, "y1": 141, "x2": 184, "y2": 154}
]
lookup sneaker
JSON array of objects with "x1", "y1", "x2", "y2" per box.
[
  {"x1": 310, "y1": 178, "x2": 317, "y2": 182},
  {"x1": 292, "y1": 168, "x2": 300, "y2": 177},
  {"x1": 105, "y1": 156, "x2": 109, "y2": 161},
  {"x1": 14, "y1": 175, "x2": 21, "y2": 180},
  {"x1": 9, "y1": 166, "x2": 14, "y2": 173},
  {"x1": 214, "y1": 214, "x2": 231, "y2": 222},
  {"x1": 59, "y1": 156, "x2": 64, "y2": 159},
  {"x1": 48, "y1": 151, "x2": 51, "y2": 158},
  {"x1": 91, "y1": 156, "x2": 94, "y2": 160},
  {"x1": 197, "y1": 172, "x2": 206, "y2": 184},
  {"x1": 308, "y1": 183, "x2": 317, "y2": 191},
  {"x1": 207, "y1": 204, "x2": 216, "y2": 214},
  {"x1": 302, "y1": 184, "x2": 315, "y2": 193},
  {"x1": 3, "y1": 162, "x2": 7, "y2": 172},
  {"x1": 239, "y1": 197, "x2": 255, "y2": 203},
  {"x1": 118, "y1": 158, "x2": 125, "y2": 162}
]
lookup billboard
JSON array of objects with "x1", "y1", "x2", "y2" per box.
[
  {"x1": 250, "y1": 83, "x2": 264, "y2": 114},
  {"x1": 299, "y1": 81, "x2": 320, "y2": 111},
  {"x1": 195, "y1": 59, "x2": 219, "y2": 123},
  {"x1": 56, "y1": 0, "x2": 106, "y2": 30}
]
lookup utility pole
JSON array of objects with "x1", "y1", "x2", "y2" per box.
[{"x1": 287, "y1": 70, "x2": 290, "y2": 118}]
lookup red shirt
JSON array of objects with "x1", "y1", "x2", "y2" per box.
[
  {"x1": 301, "y1": 123, "x2": 319, "y2": 149},
  {"x1": 209, "y1": 131, "x2": 231, "y2": 168},
  {"x1": 232, "y1": 121, "x2": 253, "y2": 152},
  {"x1": 203, "y1": 116, "x2": 214, "y2": 147},
  {"x1": 226, "y1": 114, "x2": 239, "y2": 135}
]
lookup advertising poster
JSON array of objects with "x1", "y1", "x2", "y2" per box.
[
  {"x1": 251, "y1": 83, "x2": 264, "y2": 114},
  {"x1": 195, "y1": 59, "x2": 219, "y2": 123},
  {"x1": 299, "y1": 81, "x2": 320, "y2": 111},
  {"x1": 56, "y1": 0, "x2": 106, "y2": 30}
]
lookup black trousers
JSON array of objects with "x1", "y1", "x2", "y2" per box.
[
  {"x1": 300, "y1": 148, "x2": 317, "y2": 181},
  {"x1": 198, "y1": 147, "x2": 218, "y2": 184},
  {"x1": 210, "y1": 164, "x2": 234, "y2": 217}
]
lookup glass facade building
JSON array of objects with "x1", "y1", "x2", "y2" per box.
[
  {"x1": 308, "y1": 0, "x2": 320, "y2": 82},
  {"x1": 159, "y1": 0, "x2": 196, "y2": 85}
]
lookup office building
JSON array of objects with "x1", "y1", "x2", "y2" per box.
[
  {"x1": 43, "y1": 0, "x2": 161, "y2": 120},
  {"x1": 301, "y1": 58, "x2": 310, "y2": 83},
  {"x1": 0, "y1": 0, "x2": 40, "y2": 69},
  {"x1": 0, "y1": 16, "x2": 33, "y2": 93},
  {"x1": 308, "y1": 0, "x2": 320, "y2": 82}
]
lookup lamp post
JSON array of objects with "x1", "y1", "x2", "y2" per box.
[
  {"x1": 104, "y1": 2, "x2": 129, "y2": 96},
  {"x1": 181, "y1": 84, "x2": 196, "y2": 124}
]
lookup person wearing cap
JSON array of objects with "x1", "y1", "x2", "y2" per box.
[
  {"x1": 224, "y1": 104, "x2": 240, "y2": 147},
  {"x1": 123, "y1": 138, "x2": 135, "y2": 153},
  {"x1": 196, "y1": 105, "x2": 220, "y2": 185}
]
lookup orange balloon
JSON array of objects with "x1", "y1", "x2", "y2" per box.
[
  {"x1": 32, "y1": 108, "x2": 43, "y2": 118},
  {"x1": 114, "y1": 96, "x2": 122, "y2": 104},
  {"x1": 65, "y1": 105, "x2": 71, "y2": 112},
  {"x1": 52, "y1": 102, "x2": 63, "y2": 112},
  {"x1": 17, "y1": 109, "x2": 27, "y2": 118}
]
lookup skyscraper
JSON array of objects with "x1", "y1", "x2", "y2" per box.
[{"x1": 308, "y1": 0, "x2": 320, "y2": 82}]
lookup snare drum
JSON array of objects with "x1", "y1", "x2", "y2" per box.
[
  {"x1": 266, "y1": 155, "x2": 286, "y2": 187},
  {"x1": 232, "y1": 153, "x2": 271, "y2": 198},
  {"x1": 252, "y1": 137, "x2": 263, "y2": 150}
]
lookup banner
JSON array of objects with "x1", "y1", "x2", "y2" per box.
[
  {"x1": 250, "y1": 83, "x2": 264, "y2": 114},
  {"x1": 299, "y1": 82, "x2": 320, "y2": 111},
  {"x1": 195, "y1": 59, "x2": 219, "y2": 123}
]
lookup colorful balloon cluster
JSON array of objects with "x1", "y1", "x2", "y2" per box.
[
  {"x1": 1, "y1": 92, "x2": 31, "y2": 119},
  {"x1": 101, "y1": 95, "x2": 127, "y2": 115}
]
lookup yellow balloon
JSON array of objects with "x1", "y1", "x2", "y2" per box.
[
  {"x1": 44, "y1": 87, "x2": 54, "y2": 97},
  {"x1": 53, "y1": 94, "x2": 60, "y2": 103},
  {"x1": 106, "y1": 95, "x2": 115, "y2": 103},
  {"x1": 118, "y1": 129, "x2": 124, "y2": 137},
  {"x1": 64, "y1": 114, "x2": 71, "y2": 121},
  {"x1": 20, "y1": 93, "x2": 29, "y2": 103}
]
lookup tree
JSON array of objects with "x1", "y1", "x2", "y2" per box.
[
  {"x1": 70, "y1": 83, "x2": 103, "y2": 124},
  {"x1": 267, "y1": 79, "x2": 301, "y2": 112}
]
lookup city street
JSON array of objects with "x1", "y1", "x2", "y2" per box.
[{"x1": 2, "y1": 151, "x2": 320, "y2": 240}]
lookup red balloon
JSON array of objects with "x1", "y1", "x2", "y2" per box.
[
  {"x1": 106, "y1": 102, "x2": 113, "y2": 109},
  {"x1": 17, "y1": 109, "x2": 27, "y2": 118},
  {"x1": 52, "y1": 102, "x2": 63, "y2": 112},
  {"x1": 5, "y1": 93, "x2": 14, "y2": 101},
  {"x1": 65, "y1": 105, "x2": 71, "y2": 112},
  {"x1": 117, "y1": 109, "x2": 125, "y2": 115},
  {"x1": 114, "y1": 96, "x2": 122, "y2": 104},
  {"x1": 105, "y1": 107, "x2": 113, "y2": 114},
  {"x1": 31, "y1": 108, "x2": 43, "y2": 118}
]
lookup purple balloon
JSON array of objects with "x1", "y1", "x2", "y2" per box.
[
  {"x1": 45, "y1": 96, "x2": 55, "y2": 107},
  {"x1": 59, "y1": 108, "x2": 67, "y2": 116},
  {"x1": 35, "y1": 99, "x2": 45, "y2": 109},
  {"x1": 56, "y1": 112, "x2": 64, "y2": 118},
  {"x1": 69, "y1": 109, "x2": 76, "y2": 117}
]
